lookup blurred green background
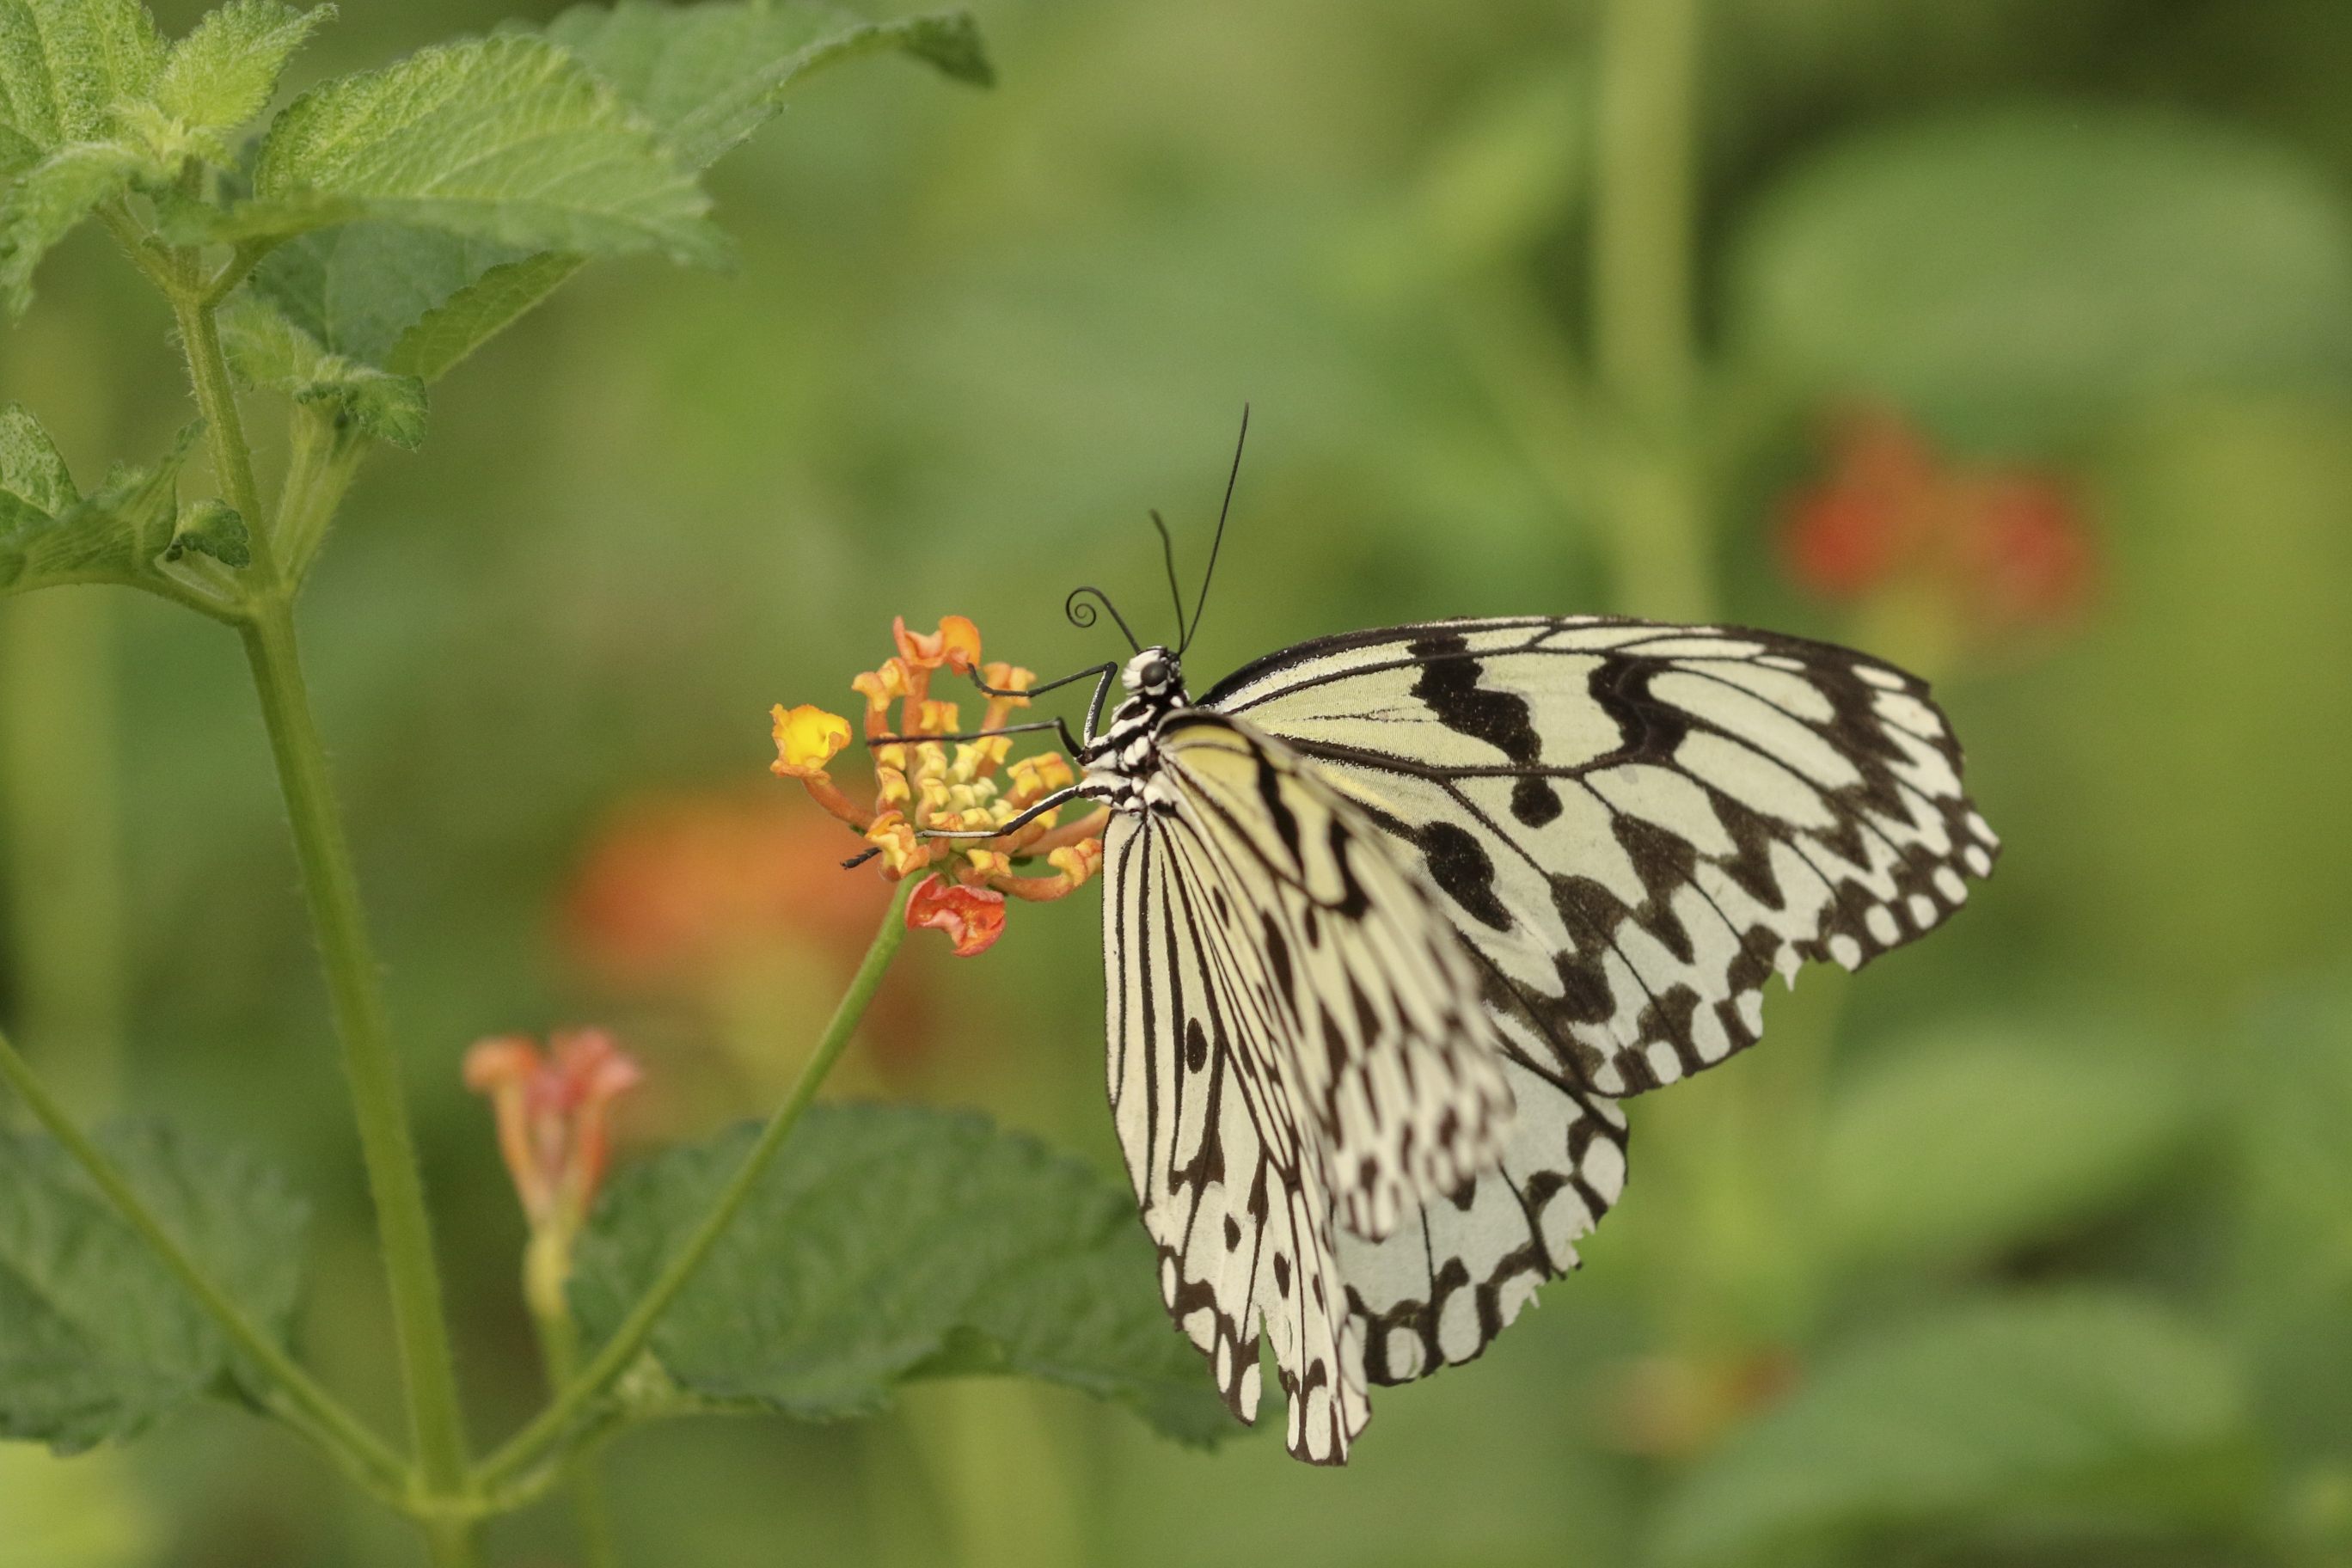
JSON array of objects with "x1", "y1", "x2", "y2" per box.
[{"x1": 5, "y1": 0, "x2": 2352, "y2": 1563}]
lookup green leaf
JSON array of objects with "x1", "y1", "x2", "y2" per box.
[
  {"x1": 543, "y1": 0, "x2": 994, "y2": 174},
  {"x1": 217, "y1": 291, "x2": 426, "y2": 447},
  {"x1": 1657, "y1": 1295, "x2": 2254, "y2": 1565},
  {"x1": 162, "y1": 498, "x2": 247, "y2": 567},
  {"x1": 233, "y1": 3, "x2": 993, "y2": 387},
  {"x1": 0, "y1": 417, "x2": 195, "y2": 593},
  {"x1": 251, "y1": 34, "x2": 722, "y2": 264},
  {"x1": 2230, "y1": 984, "x2": 2352, "y2": 1466},
  {"x1": 244, "y1": 223, "x2": 535, "y2": 366},
  {"x1": 0, "y1": 0, "x2": 165, "y2": 150},
  {"x1": 1727, "y1": 107, "x2": 2352, "y2": 442},
  {"x1": 1817, "y1": 1023, "x2": 2192, "y2": 1269},
  {"x1": 381, "y1": 248, "x2": 583, "y2": 383},
  {"x1": 150, "y1": 1, "x2": 328, "y2": 141},
  {"x1": 569, "y1": 1104, "x2": 1236, "y2": 1448},
  {"x1": 0, "y1": 1121, "x2": 307, "y2": 1455},
  {"x1": 0, "y1": 138, "x2": 146, "y2": 318},
  {"x1": 0, "y1": 399, "x2": 75, "y2": 524}
]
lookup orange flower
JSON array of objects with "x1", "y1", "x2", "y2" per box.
[
  {"x1": 894, "y1": 613, "x2": 983, "y2": 673},
  {"x1": 907, "y1": 875, "x2": 1008, "y2": 957},
  {"x1": 1779, "y1": 409, "x2": 2095, "y2": 671},
  {"x1": 464, "y1": 1029, "x2": 644, "y2": 1234},
  {"x1": 769, "y1": 616, "x2": 1109, "y2": 955}
]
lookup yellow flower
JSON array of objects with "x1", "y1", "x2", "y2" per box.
[{"x1": 769, "y1": 704, "x2": 851, "y2": 776}]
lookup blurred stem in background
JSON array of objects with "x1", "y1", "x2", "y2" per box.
[
  {"x1": 901, "y1": 1381, "x2": 1084, "y2": 1568},
  {"x1": 1593, "y1": 0, "x2": 1710, "y2": 623},
  {"x1": 523, "y1": 1234, "x2": 621, "y2": 1568},
  {"x1": 0, "y1": 590, "x2": 126, "y2": 1119}
]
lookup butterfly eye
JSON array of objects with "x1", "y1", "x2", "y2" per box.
[{"x1": 1140, "y1": 658, "x2": 1171, "y2": 689}]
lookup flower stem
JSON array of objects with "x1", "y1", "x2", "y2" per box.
[
  {"x1": 0, "y1": 1024, "x2": 410, "y2": 1497},
  {"x1": 238, "y1": 596, "x2": 475, "y2": 1506},
  {"x1": 1592, "y1": 0, "x2": 1712, "y2": 622},
  {"x1": 525, "y1": 1232, "x2": 622, "y2": 1568},
  {"x1": 475, "y1": 875, "x2": 917, "y2": 1493}
]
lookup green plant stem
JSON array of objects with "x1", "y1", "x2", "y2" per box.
[
  {"x1": 422, "y1": 1518, "x2": 478, "y2": 1568},
  {"x1": 525, "y1": 1232, "x2": 622, "y2": 1568},
  {"x1": 0, "y1": 1024, "x2": 409, "y2": 1497},
  {"x1": 167, "y1": 259, "x2": 278, "y2": 589},
  {"x1": 1592, "y1": 0, "x2": 1712, "y2": 622},
  {"x1": 475, "y1": 874, "x2": 917, "y2": 1493},
  {"x1": 276, "y1": 403, "x2": 371, "y2": 579},
  {"x1": 238, "y1": 597, "x2": 475, "y2": 1509}
]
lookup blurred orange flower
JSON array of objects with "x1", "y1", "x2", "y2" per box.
[
  {"x1": 558, "y1": 787, "x2": 935, "y2": 1094},
  {"x1": 562, "y1": 789, "x2": 893, "y2": 986},
  {"x1": 1779, "y1": 410, "x2": 2095, "y2": 670}
]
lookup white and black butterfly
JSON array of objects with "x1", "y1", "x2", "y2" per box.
[{"x1": 920, "y1": 434, "x2": 1997, "y2": 1464}]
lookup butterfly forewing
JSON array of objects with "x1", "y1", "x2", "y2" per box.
[
  {"x1": 1104, "y1": 713, "x2": 1516, "y2": 1461},
  {"x1": 1204, "y1": 616, "x2": 2000, "y2": 1097}
]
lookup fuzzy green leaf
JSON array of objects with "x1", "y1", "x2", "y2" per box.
[
  {"x1": 2231, "y1": 987, "x2": 2352, "y2": 1467},
  {"x1": 236, "y1": 3, "x2": 991, "y2": 386},
  {"x1": 1729, "y1": 107, "x2": 2352, "y2": 442},
  {"x1": 0, "y1": 138, "x2": 145, "y2": 317},
  {"x1": 0, "y1": 0, "x2": 165, "y2": 150},
  {"x1": 251, "y1": 34, "x2": 721, "y2": 263},
  {"x1": 543, "y1": 0, "x2": 993, "y2": 173},
  {"x1": 162, "y1": 497, "x2": 248, "y2": 567},
  {"x1": 1818, "y1": 1025, "x2": 2192, "y2": 1269},
  {"x1": 150, "y1": 0, "x2": 328, "y2": 138},
  {"x1": 218, "y1": 291, "x2": 426, "y2": 447},
  {"x1": 1657, "y1": 1295, "x2": 2253, "y2": 1565},
  {"x1": 0, "y1": 400, "x2": 75, "y2": 524},
  {"x1": 0, "y1": 417, "x2": 194, "y2": 592},
  {"x1": 381, "y1": 248, "x2": 583, "y2": 383},
  {"x1": 0, "y1": 1121, "x2": 307, "y2": 1455},
  {"x1": 244, "y1": 223, "x2": 530, "y2": 365},
  {"x1": 570, "y1": 1104, "x2": 1236, "y2": 1448}
]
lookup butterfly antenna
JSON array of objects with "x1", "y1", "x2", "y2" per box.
[
  {"x1": 1180, "y1": 402, "x2": 1248, "y2": 656},
  {"x1": 1149, "y1": 510, "x2": 1187, "y2": 649},
  {"x1": 1065, "y1": 585, "x2": 1143, "y2": 653}
]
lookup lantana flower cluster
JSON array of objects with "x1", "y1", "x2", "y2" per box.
[{"x1": 771, "y1": 616, "x2": 1106, "y2": 957}]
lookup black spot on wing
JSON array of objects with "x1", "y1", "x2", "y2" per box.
[
  {"x1": 1418, "y1": 821, "x2": 1512, "y2": 931},
  {"x1": 1257, "y1": 746, "x2": 1303, "y2": 865},
  {"x1": 1408, "y1": 634, "x2": 1541, "y2": 765},
  {"x1": 1510, "y1": 774, "x2": 1563, "y2": 827},
  {"x1": 1583, "y1": 652, "x2": 1692, "y2": 764}
]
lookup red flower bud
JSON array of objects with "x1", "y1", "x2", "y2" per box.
[
  {"x1": 906, "y1": 874, "x2": 1008, "y2": 957},
  {"x1": 464, "y1": 1029, "x2": 644, "y2": 1233}
]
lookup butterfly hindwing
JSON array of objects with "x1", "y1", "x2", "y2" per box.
[
  {"x1": 1339, "y1": 1052, "x2": 1627, "y2": 1386},
  {"x1": 1205, "y1": 616, "x2": 2000, "y2": 1096}
]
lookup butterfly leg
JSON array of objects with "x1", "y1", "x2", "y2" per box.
[
  {"x1": 868, "y1": 717, "x2": 1083, "y2": 753},
  {"x1": 969, "y1": 664, "x2": 1121, "y2": 748},
  {"x1": 917, "y1": 783, "x2": 1088, "y2": 841}
]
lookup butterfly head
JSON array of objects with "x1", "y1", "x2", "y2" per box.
[{"x1": 1123, "y1": 646, "x2": 1185, "y2": 701}]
